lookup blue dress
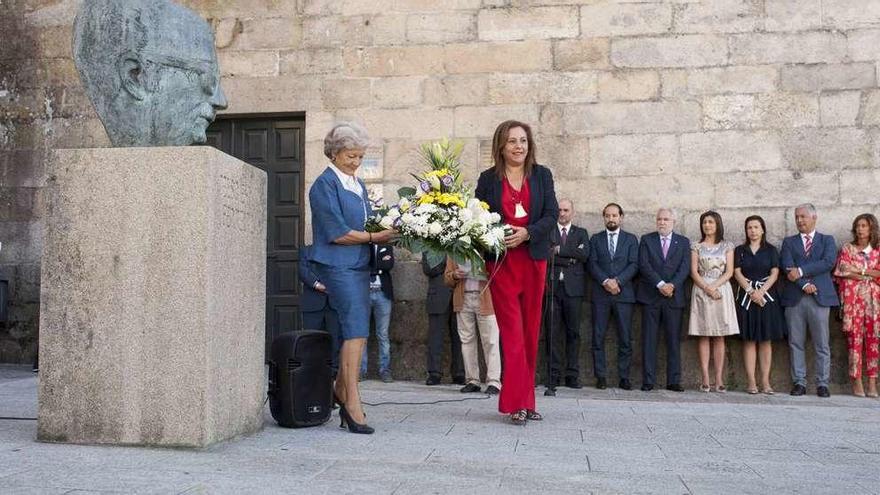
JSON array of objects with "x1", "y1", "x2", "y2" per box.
[{"x1": 308, "y1": 167, "x2": 372, "y2": 340}]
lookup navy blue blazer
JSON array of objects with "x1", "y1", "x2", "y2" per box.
[
  {"x1": 474, "y1": 164, "x2": 559, "y2": 261},
  {"x1": 589, "y1": 230, "x2": 639, "y2": 304},
  {"x1": 298, "y1": 245, "x2": 331, "y2": 312},
  {"x1": 779, "y1": 232, "x2": 840, "y2": 308},
  {"x1": 308, "y1": 167, "x2": 372, "y2": 269},
  {"x1": 636, "y1": 232, "x2": 692, "y2": 308}
]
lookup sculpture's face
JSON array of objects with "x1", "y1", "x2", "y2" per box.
[{"x1": 146, "y1": 23, "x2": 227, "y2": 145}]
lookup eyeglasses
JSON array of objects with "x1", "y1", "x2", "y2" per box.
[{"x1": 141, "y1": 51, "x2": 219, "y2": 95}]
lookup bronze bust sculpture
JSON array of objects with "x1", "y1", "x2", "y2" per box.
[{"x1": 73, "y1": 0, "x2": 228, "y2": 147}]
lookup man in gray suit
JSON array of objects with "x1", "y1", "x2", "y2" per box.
[
  {"x1": 780, "y1": 204, "x2": 840, "y2": 398},
  {"x1": 423, "y1": 255, "x2": 465, "y2": 386}
]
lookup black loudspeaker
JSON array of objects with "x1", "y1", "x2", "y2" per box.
[{"x1": 268, "y1": 330, "x2": 333, "y2": 428}]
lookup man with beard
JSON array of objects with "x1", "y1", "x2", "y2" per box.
[{"x1": 588, "y1": 203, "x2": 639, "y2": 390}]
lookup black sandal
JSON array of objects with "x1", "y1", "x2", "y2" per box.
[
  {"x1": 510, "y1": 409, "x2": 527, "y2": 425},
  {"x1": 525, "y1": 410, "x2": 543, "y2": 421}
]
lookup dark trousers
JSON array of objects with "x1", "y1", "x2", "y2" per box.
[
  {"x1": 641, "y1": 303, "x2": 682, "y2": 386},
  {"x1": 303, "y1": 308, "x2": 341, "y2": 372},
  {"x1": 591, "y1": 301, "x2": 633, "y2": 380},
  {"x1": 427, "y1": 307, "x2": 464, "y2": 378},
  {"x1": 544, "y1": 291, "x2": 583, "y2": 382}
]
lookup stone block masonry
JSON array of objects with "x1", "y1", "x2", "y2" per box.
[
  {"x1": 4, "y1": 0, "x2": 880, "y2": 390},
  {"x1": 37, "y1": 147, "x2": 267, "y2": 448}
]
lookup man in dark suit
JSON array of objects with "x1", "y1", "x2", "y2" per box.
[
  {"x1": 362, "y1": 243, "x2": 395, "y2": 382},
  {"x1": 588, "y1": 203, "x2": 639, "y2": 390},
  {"x1": 423, "y1": 255, "x2": 465, "y2": 386},
  {"x1": 636, "y1": 207, "x2": 691, "y2": 392},
  {"x1": 299, "y1": 244, "x2": 341, "y2": 374},
  {"x1": 545, "y1": 198, "x2": 589, "y2": 389},
  {"x1": 780, "y1": 203, "x2": 839, "y2": 398}
]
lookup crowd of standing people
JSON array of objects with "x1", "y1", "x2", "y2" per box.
[{"x1": 304, "y1": 120, "x2": 880, "y2": 432}]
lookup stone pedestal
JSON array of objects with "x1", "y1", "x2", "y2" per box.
[{"x1": 37, "y1": 147, "x2": 267, "y2": 448}]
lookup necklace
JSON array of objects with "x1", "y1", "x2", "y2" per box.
[{"x1": 505, "y1": 174, "x2": 527, "y2": 219}]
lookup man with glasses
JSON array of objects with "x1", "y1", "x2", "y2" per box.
[{"x1": 73, "y1": 0, "x2": 228, "y2": 147}]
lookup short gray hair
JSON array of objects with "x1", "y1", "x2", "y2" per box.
[
  {"x1": 558, "y1": 198, "x2": 574, "y2": 209},
  {"x1": 656, "y1": 207, "x2": 677, "y2": 220},
  {"x1": 323, "y1": 122, "x2": 370, "y2": 159},
  {"x1": 795, "y1": 203, "x2": 817, "y2": 217}
]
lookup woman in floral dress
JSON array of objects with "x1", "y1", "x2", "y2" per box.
[{"x1": 834, "y1": 213, "x2": 880, "y2": 398}]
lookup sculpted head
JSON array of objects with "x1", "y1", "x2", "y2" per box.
[{"x1": 73, "y1": 0, "x2": 228, "y2": 147}]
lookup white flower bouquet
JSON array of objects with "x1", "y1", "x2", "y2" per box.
[{"x1": 367, "y1": 138, "x2": 508, "y2": 273}]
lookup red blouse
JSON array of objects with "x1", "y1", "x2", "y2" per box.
[{"x1": 501, "y1": 176, "x2": 530, "y2": 228}]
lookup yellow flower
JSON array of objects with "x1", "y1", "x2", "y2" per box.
[
  {"x1": 480, "y1": 201, "x2": 490, "y2": 210},
  {"x1": 418, "y1": 194, "x2": 435, "y2": 205}
]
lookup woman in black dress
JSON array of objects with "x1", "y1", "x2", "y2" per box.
[{"x1": 733, "y1": 215, "x2": 786, "y2": 395}]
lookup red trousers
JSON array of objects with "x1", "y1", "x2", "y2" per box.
[{"x1": 487, "y1": 247, "x2": 547, "y2": 414}]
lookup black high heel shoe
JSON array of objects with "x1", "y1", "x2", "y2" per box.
[{"x1": 339, "y1": 405, "x2": 374, "y2": 434}]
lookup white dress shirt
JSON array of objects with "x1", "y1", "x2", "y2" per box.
[
  {"x1": 329, "y1": 163, "x2": 364, "y2": 198},
  {"x1": 797, "y1": 230, "x2": 817, "y2": 279},
  {"x1": 656, "y1": 233, "x2": 672, "y2": 288},
  {"x1": 603, "y1": 229, "x2": 621, "y2": 286}
]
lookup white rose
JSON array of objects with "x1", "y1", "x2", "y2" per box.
[
  {"x1": 379, "y1": 216, "x2": 395, "y2": 229},
  {"x1": 428, "y1": 223, "x2": 443, "y2": 235}
]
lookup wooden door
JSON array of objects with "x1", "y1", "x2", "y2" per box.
[{"x1": 205, "y1": 116, "x2": 305, "y2": 353}]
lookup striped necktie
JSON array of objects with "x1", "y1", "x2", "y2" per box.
[{"x1": 804, "y1": 234, "x2": 813, "y2": 258}]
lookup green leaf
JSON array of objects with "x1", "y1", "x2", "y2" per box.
[
  {"x1": 425, "y1": 248, "x2": 446, "y2": 269},
  {"x1": 398, "y1": 186, "x2": 417, "y2": 198}
]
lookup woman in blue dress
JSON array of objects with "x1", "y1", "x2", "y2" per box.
[{"x1": 309, "y1": 122, "x2": 395, "y2": 434}]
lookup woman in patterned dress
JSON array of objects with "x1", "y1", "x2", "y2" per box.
[
  {"x1": 688, "y1": 211, "x2": 740, "y2": 392},
  {"x1": 834, "y1": 213, "x2": 880, "y2": 398}
]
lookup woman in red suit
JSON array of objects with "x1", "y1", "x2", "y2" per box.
[{"x1": 475, "y1": 120, "x2": 558, "y2": 425}]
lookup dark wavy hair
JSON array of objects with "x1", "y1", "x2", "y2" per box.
[
  {"x1": 699, "y1": 210, "x2": 724, "y2": 242},
  {"x1": 742, "y1": 215, "x2": 768, "y2": 247},
  {"x1": 851, "y1": 213, "x2": 880, "y2": 249},
  {"x1": 492, "y1": 120, "x2": 536, "y2": 179}
]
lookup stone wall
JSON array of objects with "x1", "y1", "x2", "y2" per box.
[{"x1": 2, "y1": 1, "x2": 879, "y2": 388}]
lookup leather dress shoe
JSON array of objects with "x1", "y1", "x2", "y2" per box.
[
  {"x1": 817, "y1": 385, "x2": 830, "y2": 398},
  {"x1": 565, "y1": 377, "x2": 583, "y2": 389},
  {"x1": 595, "y1": 377, "x2": 607, "y2": 390},
  {"x1": 641, "y1": 384, "x2": 654, "y2": 392},
  {"x1": 425, "y1": 374, "x2": 441, "y2": 386},
  {"x1": 666, "y1": 384, "x2": 685, "y2": 392},
  {"x1": 460, "y1": 383, "x2": 482, "y2": 393},
  {"x1": 618, "y1": 379, "x2": 632, "y2": 390},
  {"x1": 790, "y1": 384, "x2": 806, "y2": 396},
  {"x1": 485, "y1": 385, "x2": 500, "y2": 395}
]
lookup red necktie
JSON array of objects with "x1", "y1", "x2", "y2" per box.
[{"x1": 804, "y1": 234, "x2": 813, "y2": 258}]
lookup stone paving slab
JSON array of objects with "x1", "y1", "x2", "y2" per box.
[{"x1": 1, "y1": 365, "x2": 879, "y2": 494}]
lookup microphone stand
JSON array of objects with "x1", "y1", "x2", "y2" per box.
[{"x1": 544, "y1": 236, "x2": 558, "y2": 397}]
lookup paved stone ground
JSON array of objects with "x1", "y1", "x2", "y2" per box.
[{"x1": 1, "y1": 364, "x2": 879, "y2": 494}]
